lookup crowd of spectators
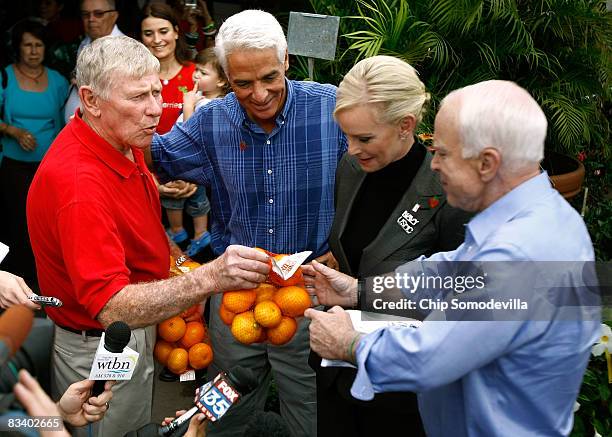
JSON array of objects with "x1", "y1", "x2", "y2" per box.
[{"x1": 0, "y1": 0, "x2": 218, "y2": 289}]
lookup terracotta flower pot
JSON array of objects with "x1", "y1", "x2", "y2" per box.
[{"x1": 541, "y1": 151, "x2": 585, "y2": 200}]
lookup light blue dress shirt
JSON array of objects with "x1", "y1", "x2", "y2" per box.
[{"x1": 352, "y1": 173, "x2": 600, "y2": 436}]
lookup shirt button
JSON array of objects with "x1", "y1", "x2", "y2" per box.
[
  {"x1": 268, "y1": 228, "x2": 274, "y2": 234},
  {"x1": 269, "y1": 198, "x2": 273, "y2": 204},
  {"x1": 266, "y1": 140, "x2": 271, "y2": 145},
  {"x1": 267, "y1": 169, "x2": 272, "y2": 175}
]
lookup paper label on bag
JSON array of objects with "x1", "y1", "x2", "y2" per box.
[
  {"x1": 0, "y1": 242, "x2": 8, "y2": 263},
  {"x1": 180, "y1": 370, "x2": 196, "y2": 382},
  {"x1": 270, "y1": 251, "x2": 312, "y2": 280}
]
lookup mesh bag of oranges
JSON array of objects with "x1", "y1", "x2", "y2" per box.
[
  {"x1": 220, "y1": 249, "x2": 313, "y2": 346},
  {"x1": 154, "y1": 255, "x2": 213, "y2": 375}
]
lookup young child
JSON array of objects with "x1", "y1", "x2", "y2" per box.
[
  {"x1": 179, "y1": 47, "x2": 232, "y2": 122},
  {"x1": 164, "y1": 48, "x2": 230, "y2": 257}
]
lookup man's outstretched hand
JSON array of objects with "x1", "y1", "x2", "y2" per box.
[{"x1": 302, "y1": 260, "x2": 357, "y2": 307}]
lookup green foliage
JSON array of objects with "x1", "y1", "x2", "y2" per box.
[
  {"x1": 292, "y1": 0, "x2": 611, "y2": 159},
  {"x1": 570, "y1": 323, "x2": 612, "y2": 437},
  {"x1": 291, "y1": 0, "x2": 612, "y2": 264}
]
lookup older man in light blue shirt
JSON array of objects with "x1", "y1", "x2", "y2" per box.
[{"x1": 304, "y1": 80, "x2": 600, "y2": 437}]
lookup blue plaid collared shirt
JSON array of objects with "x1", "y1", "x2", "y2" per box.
[{"x1": 151, "y1": 79, "x2": 347, "y2": 257}]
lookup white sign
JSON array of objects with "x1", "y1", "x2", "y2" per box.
[{"x1": 89, "y1": 333, "x2": 139, "y2": 380}]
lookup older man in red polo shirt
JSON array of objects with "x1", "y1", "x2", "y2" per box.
[{"x1": 26, "y1": 35, "x2": 270, "y2": 437}]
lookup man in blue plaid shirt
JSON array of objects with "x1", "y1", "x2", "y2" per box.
[{"x1": 151, "y1": 10, "x2": 347, "y2": 437}]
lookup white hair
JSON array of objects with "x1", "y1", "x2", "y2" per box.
[
  {"x1": 335, "y1": 55, "x2": 430, "y2": 126},
  {"x1": 76, "y1": 35, "x2": 159, "y2": 100},
  {"x1": 214, "y1": 9, "x2": 287, "y2": 73},
  {"x1": 80, "y1": 0, "x2": 115, "y2": 8},
  {"x1": 441, "y1": 80, "x2": 546, "y2": 173}
]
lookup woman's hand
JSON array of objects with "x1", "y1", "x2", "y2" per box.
[{"x1": 6, "y1": 126, "x2": 37, "y2": 151}]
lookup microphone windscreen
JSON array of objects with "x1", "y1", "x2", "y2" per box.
[
  {"x1": 0, "y1": 305, "x2": 34, "y2": 355},
  {"x1": 104, "y1": 321, "x2": 131, "y2": 353},
  {"x1": 227, "y1": 366, "x2": 257, "y2": 395}
]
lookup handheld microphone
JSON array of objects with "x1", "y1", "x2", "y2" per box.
[
  {"x1": 125, "y1": 366, "x2": 257, "y2": 437},
  {"x1": 90, "y1": 321, "x2": 133, "y2": 396},
  {"x1": 0, "y1": 305, "x2": 34, "y2": 366}
]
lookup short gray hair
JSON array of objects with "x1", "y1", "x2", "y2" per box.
[
  {"x1": 214, "y1": 10, "x2": 287, "y2": 73},
  {"x1": 335, "y1": 55, "x2": 430, "y2": 126},
  {"x1": 76, "y1": 35, "x2": 159, "y2": 100},
  {"x1": 80, "y1": 0, "x2": 115, "y2": 8},
  {"x1": 441, "y1": 80, "x2": 546, "y2": 173}
]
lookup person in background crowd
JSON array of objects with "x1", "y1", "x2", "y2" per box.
[
  {"x1": 169, "y1": 0, "x2": 216, "y2": 53},
  {"x1": 178, "y1": 47, "x2": 230, "y2": 122},
  {"x1": 63, "y1": 0, "x2": 122, "y2": 123},
  {"x1": 39, "y1": 0, "x2": 83, "y2": 45},
  {"x1": 0, "y1": 19, "x2": 69, "y2": 286},
  {"x1": 140, "y1": 2, "x2": 194, "y2": 134},
  {"x1": 27, "y1": 35, "x2": 269, "y2": 437},
  {"x1": 305, "y1": 80, "x2": 600, "y2": 437},
  {"x1": 141, "y1": 2, "x2": 209, "y2": 254},
  {"x1": 311, "y1": 55, "x2": 471, "y2": 437},
  {"x1": 162, "y1": 48, "x2": 231, "y2": 258},
  {"x1": 38, "y1": 0, "x2": 84, "y2": 80},
  {"x1": 151, "y1": 10, "x2": 347, "y2": 437}
]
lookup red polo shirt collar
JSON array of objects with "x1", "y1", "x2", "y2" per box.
[{"x1": 70, "y1": 110, "x2": 144, "y2": 179}]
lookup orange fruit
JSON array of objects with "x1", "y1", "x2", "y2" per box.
[
  {"x1": 188, "y1": 343, "x2": 213, "y2": 369},
  {"x1": 256, "y1": 328, "x2": 267, "y2": 343},
  {"x1": 254, "y1": 283, "x2": 277, "y2": 304},
  {"x1": 222, "y1": 290, "x2": 257, "y2": 313},
  {"x1": 230, "y1": 311, "x2": 262, "y2": 345},
  {"x1": 267, "y1": 316, "x2": 298, "y2": 345},
  {"x1": 218, "y1": 304, "x2": 236, "y2": 325},
  {"x1": 179, "y1": 321, "x2": 206, "y2": 349},
  {"x1": 269, "y1": 254, "x2": 304, "y2": 287},
  {"x1": 158, "y1": 316, "x2": 187, "y2": 342},
  {"x1": 181, "y1": 260, "x2": 201, "y2": 270},
  {"x1": 180, "y1": 304, "x2": 199, "y2": 319},
  {"x1": 153, "y1": 340, "x2": 175, "y2": 366},
  {"x1": 167, "y1": 348, "x2": 189, "y2": 374},
  {"x1": 254, "y1": 301, "x2": 282, "y2": 328},
  {"x1": 274, "y1": 286, "x2": 311, "y2": 317}
]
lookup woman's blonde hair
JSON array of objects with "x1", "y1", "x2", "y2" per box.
[{"x1": 335, "y1": 55, "x2": 430, "y2": 126}]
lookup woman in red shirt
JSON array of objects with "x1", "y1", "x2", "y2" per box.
[{"x1": 140, "y1": 3, "x2": 195, "y2": 134}]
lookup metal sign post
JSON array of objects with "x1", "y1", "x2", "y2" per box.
[{"x1": 287, "y1": 12, "x2": 340, "y2": 80}]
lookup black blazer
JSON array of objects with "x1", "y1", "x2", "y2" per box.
[
  {"x1": 313, "y1": 150, "x2": 472, "y2": 390},
  {"x1": 330, "y1": 151, "x2": 469, "y2": 277}
]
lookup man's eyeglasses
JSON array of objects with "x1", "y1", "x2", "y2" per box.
[{"x1": 80, "y1": 9, "x2": 116, "y2": 19}]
